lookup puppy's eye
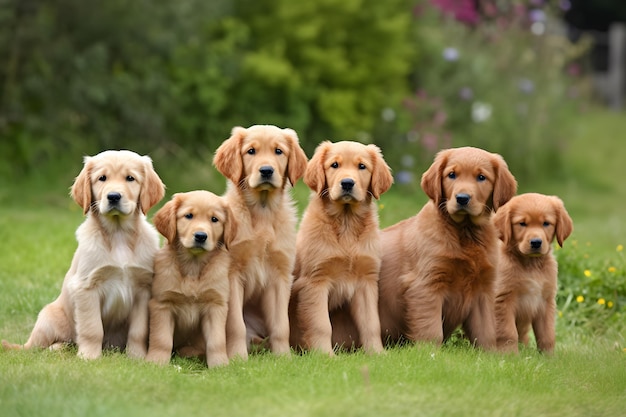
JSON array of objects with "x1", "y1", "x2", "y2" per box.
[
  {"x1": 247, "y1": 148, "x2": 256, "y2": 155},
  {"x1": 447, "y1": 172, "x2": 456, "y2": 179},
  {"x1": 184, "y1": 213, "x2": 193, "y2": 220},
  {"x1": 477, "y1": 174, "x2": 486, "y2": 182},
  {"x1": 99, "y1": 175, "x2": 107, "y2": 182},
  {"x1": 543, "y1": 221, "x2": 551, "y2": 227},
  {"x1": 126, "y1": 176, "x2": 135, "y2": 182},
  {"x1": 331, "y1": 162, "x2": 339, "y2": 169},
  {"x1": 275, "y1": 148, "x2": 283, "y2": 155},
  {"x1": 519, "y1": 222, "x2": 527, "y2": 227},
  {"x1": 358, "y1": 163, "x2": 366, "y2": 170},
  {"x1": 211, "y1": 216, "x2": 219, "y2": 223}
]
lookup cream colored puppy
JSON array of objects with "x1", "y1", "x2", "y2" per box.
[{"x1": 2, "y1": 150, "x2": 165, "y2": 359}]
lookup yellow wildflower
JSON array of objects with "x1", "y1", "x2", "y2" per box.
[
  {"x1": 379, "y1": 204, "x2": 385, "y2": 210},
  {"x1": 608, "y1": 266, "x2": 616, "y2": 273},
  {"x1": 558, "y1": 311, "x2": 563, "y2": 318},
  {"x1": 586, "y1": 242, "x2": 591, "y2": 247},
  {"x1": 608, "y1": 301, "x2": 614, "y2": 308},
  {"x1": 576, "y1": 295, "x2": 584, "y2": 303},
  {"x1": 583, "y1": 270, "x2": 592, "y2": 277},
  {"x1": 618, "y1": 244, "x2": 624, "y2": 252},
  {"x1": 583, "y1": 254, "x2": 589, "y2": 259},
  {"x1": 597, "y1": 298, "x2": 606, "y2": 305}
]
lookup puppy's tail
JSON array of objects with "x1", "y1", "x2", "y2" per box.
[{"x1": 1, "y1": 340, "x2": 24, "y2": 350}]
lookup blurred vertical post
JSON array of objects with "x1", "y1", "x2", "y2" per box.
[{"x1": 608, "y1": 23, "x2": 626, "y2": 110}]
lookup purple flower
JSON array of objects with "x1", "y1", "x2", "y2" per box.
[
  {"x1": 528, "y1": 9, "x2": 546, "y2": 23},
  {"x1": 395, "y1": 170, "x2": 413, "y2": 185},
  {"x1": 442, "y1": 47, "x2": 460, "y2": 62},
  {"x1": 518, "y1": 78, "x2": 535, "y2": 94},
  {"x1": 559, "y1": 0, "x2": 571, "y2": 11},
  {"x1": 459, "y1": 87, "x2": 473, "y2": 101}
]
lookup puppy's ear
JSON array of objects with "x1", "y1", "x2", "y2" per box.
[
  {"x1": 71, "y1": 156, "x2": 93, "y2": 215},
  {"x1": 421, "y1": 149, "x2": 447, "y2": 204},
  {"x1": 492, "y1": 203, "x2": 512, "y2": 244},
  {"x1": 367, "y1": 144, "x2": 394, "y2": 199},
  {"x1": 304, "y1": 141, "x2": 330, "y2": 194},
  {"x1": 222, "y1": 205, "x2": 239, "y2": 250},
  {"x1": 491, "y1": 154, "x2": 517, "y2": 211},
  {"x1": 153, "y1": 195, "x2": 178, "y2": 244},
  {"x1": 551, "y1": 196, "x2": 573, "y2": 247},
  {"x1": 283, "y1": 128, "x2": 308, "y2": 186},
  {"x1": 139, "y1": 156, "x2": 166, "y2": 215},
  {"x1": 214, "y1": 126, "x2": 246, "y2": 183}
]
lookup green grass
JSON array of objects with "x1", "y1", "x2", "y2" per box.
[{"x1": 1, "y1": 107, "x2": 626, "y2": 416}]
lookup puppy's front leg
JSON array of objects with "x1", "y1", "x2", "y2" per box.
[
  {"x1": 495, "y1": 299, "x2": 519, "y2": 353},
  {"x1": 127, "y1": 287, "x2": 150, "y2": 359},
  {"x1": 226, "y1": 277, "x2": 248, "y2": 360},
  {"x1": 297, "y1": 282, "x2": 333, "y2": 355},
  {"x1": 533, "y1": 299, "x2": 556, "y2": 354},
  {"x1": 146, "y1": 300, "x2": 174, "y2": 365},
  {"x1": 73, "y1": 288, "x2": 104, "y2": 360},
  {"x1": 263, "y1": 278, "x2": 292, "y2": 356},
  {"x1": 350, "y1": 282, "x2": 384, "y2": 354},
  {"x1": 465, "y1": 292, "x2": 497, "y2": 350},
  {"x1": 203, "y1": 305, "x2": 229, "y2": 367},
  {"x1": 405, "y1": 281, "x2": 444, "y2": 344}
]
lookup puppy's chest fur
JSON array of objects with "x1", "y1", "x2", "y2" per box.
[
  {"x1": 70, "y1": 216, "x2": 158, "y2": 323},
  {"x1": 298, "y1": 200, "x2": 381, "y2": 284},
  {"x1": 499, "y1": 250, "x2": 558, "y2": 314},
  {"x1": 153, "y1": 247, "x2": 230, "y2": 307}
]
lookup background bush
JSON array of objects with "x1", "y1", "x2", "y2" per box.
[{"x1": 0, "y1": 0, "x2": 589, "y2": 187}]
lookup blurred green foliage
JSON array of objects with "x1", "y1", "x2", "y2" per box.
[
  {"x1": 0, "y1": 0, "x2": 591, "y2": 189},
  {"x1": 0, "y1": 0, "x2": 414, "y2": 177}
]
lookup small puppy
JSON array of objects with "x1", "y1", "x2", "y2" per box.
[
  {"x1": 493, "y1": 193, "x2": 573, "y2": 353},
  {"x1": 378, "y1": 147, "x2": 517, "y2": 349},
  {"x1": 146, "y1": 191, "x2": 237, "y2": 367},
  {"x1": 213, "y1": 125, "x2": 308, "y2": 360},
  {"x1": 2, "y1": 150, "x2": 165, "y2": 359},
  {"x1": 289, "y1": 141, "x2": 393, "y2": 355}
]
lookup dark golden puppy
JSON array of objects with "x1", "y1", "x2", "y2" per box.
[
  {"x1": 2, "y1": 150, "x2": 165, "y2": 359},
  {"x1": 289, "y1": 141, "x2": 393, "y2": 355},
  {"x1": 378, "y1": 147, "x2": 517, "y2": 349},
  {"x1": 493, "y1": 193, "x2": 573, "y2": 354},
  {"x1": 213, "y1": 125, "x2": 308, "y2": 360},
  {"x1": 146, "y1": 191, "x2": 237, "y2": 367}
]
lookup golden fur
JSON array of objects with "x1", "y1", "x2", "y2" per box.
[
  {"x1": 2, "y1": 150, "x2": 165, "y2": 359},
  {"x1": 213, "y1": 125, "x2": 308, "y2": 359},
  {"x1": 493, "y1": 193, "x2": 573, "y2": 353},
  {"x1": 289, "y1": 141, "x2": 393, "y2": 355},
  {"x1": 378, "y1": 147, "x2": 517, "y2": 349},
  {"x1": 146, "y1": 191, "x2": 237, "y2": 367}
]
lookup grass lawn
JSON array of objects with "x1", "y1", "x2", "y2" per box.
[{"x1": 1, "y1": 107, "x2": 625, "y2": 416}]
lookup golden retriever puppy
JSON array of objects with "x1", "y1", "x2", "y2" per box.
[
  {"x1": 213, "y1": 125, "x2": 308, "y2": 360},
  {"x1": 378, "y1": 147, "x2": 517, "y2": 349},
  {"x1": 493, "y1": 193, "x2": 573, "y2": 353},
  {"x1": 146, "y1": 191, "x2": 237, "y2": 367},
  {"x1": 2, "y1": 150, "x2": 165, "y2": 359},
  {"x1": 289, "y1": 141, "x2": 393, "y2": 355}
]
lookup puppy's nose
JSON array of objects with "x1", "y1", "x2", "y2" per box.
[
  {"x1": 107, "y1": 192, "x2": 122, "y2": 203},
  {"x1": 194, "y1": 232, "x2": 208, "y2": 243},
  {"x1": 530, "y1": 238, "x2": 542, "y2": 249},
  {"x1": 456, "y1": 193, "x2": 470, "y2": 206},
  {"x1": 341, "y1": 178, "x2": 355, "y2": 192},
  {"x1": 259, "y1": 166, "x2": 274, "y2": 179}
]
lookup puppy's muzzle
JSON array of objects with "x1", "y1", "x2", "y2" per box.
[
  {"x1": 341, "y1": 178, "x2": 355, "y2": 193},
  {"x1": 455, "y1": 193, "x2": 471, "y2": 207},
  {"x1": 259, "y1": 166, "x2": 274, "y2": 180},
  {"x1": 530, "y1": 238, "x2": 542, "y2": 250},
  {"x1": 194, "y1": 232, "x2": 208, "y2": 244},
  {"x1": 107, "y1": 192, "x2": 122, "y2": 205}
]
